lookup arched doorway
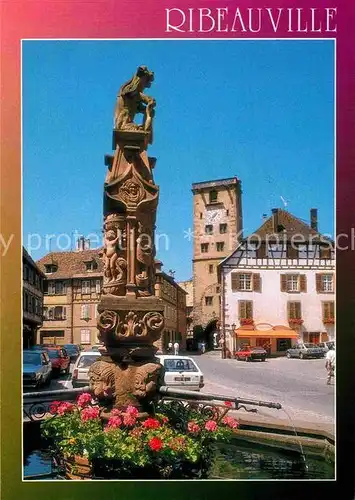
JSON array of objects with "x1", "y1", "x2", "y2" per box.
[{"x1": 204, "y1": 319, "x2": 220, "y2": 350}]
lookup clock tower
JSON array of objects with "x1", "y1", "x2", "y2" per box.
[{"x1": 191, "y1": 177, "x2": 243, "y2": 343}]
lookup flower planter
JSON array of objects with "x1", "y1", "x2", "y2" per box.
[{"x1": 64, "y1": 455, "x2": 92, "y2": 480}]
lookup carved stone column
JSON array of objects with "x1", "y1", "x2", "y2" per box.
[{"x1": 89, "y1": 67, "x2": 165, "y2": 414}]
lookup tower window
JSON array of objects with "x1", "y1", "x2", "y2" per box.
[
  {"x1": 201, "y1": 243, "x2": 209, "y2": 253},
  {"x1": 219, "y1": 223, "x2": 227, "y2": 234},
  {"x1": 216, "y1": 242, "x2": 225, "y2": 252},
  {"x1": 209, "y1": 190, "x2": 218, "y2": 203},
  {"x1": 205, "y1": 225, "x2": 213, "y2": 235},
  {"x1": 205, "y1": 296, "x2": 213, "y2": 306},
  {"x1": 209, "y1": 264, "x2": 214, "y2": 274}
]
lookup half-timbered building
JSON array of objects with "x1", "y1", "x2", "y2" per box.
[{"x1": 219, "y1": 208, "x2": 335, "y2": 356}]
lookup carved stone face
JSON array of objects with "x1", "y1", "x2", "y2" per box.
[{"x1": 106, "y1": 229, "x2": 116, "y2": 241}]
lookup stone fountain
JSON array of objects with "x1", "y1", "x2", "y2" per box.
[{"x1": 88, "y1": 66, "x2": 165, "y2": 415}]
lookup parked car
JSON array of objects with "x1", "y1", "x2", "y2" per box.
[
  {"x1": 234, "y1": 346, "x2": 267, "y2": 362},
  {"x1": 317, "y1": 341, "x2": 335, "y2": 353},
  {"x1": 286, "y1": 343, "x2": 325, "y2": 359},
  {"x1": 63, "y1": 344, "x2": 80, "y2": 362},
  {"x1": 72, "y1": 351, "x2": 102, "y2": 388},
  {"x1": 90, "y1": 344, "x2": 104, "y2": 352},
  {"x1": 23, "y1": 350, "x2": 52, "y2": 388},
  {"x1": 156, "y1": 355, "x2": 204, "y2": 391},
  {"x1": 44, "y1": 347, "x2": 71, "y2": 376}
]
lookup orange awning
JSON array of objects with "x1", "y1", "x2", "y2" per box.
[{"x1": 234, "y1": 329, "x2": 298, "y2": 339}]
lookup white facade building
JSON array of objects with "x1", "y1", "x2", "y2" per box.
[{"x1": 219, "y1": 209, "x2": 335, "y2": 356}]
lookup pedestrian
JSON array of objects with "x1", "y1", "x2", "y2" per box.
[
  {"x1": 325, "y1": 345, "x2": 335, "y2": 385},
  {"x1": 201, "y1": 341, "x2": 206, "y2": 354},
  {"x1": 167, "y1": 341, "x2": 173, "y2": 353},
  {"x1": 173, "y1": 341, "x2": 179, "y2": 355}
]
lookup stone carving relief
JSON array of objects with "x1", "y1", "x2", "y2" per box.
[{"x1": 102, "y1": 214, "x2": 127, "y2": 295}]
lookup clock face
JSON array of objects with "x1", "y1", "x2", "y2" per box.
[{"x1": 205, "y1": 209, "x2": 223, "y2": 224}]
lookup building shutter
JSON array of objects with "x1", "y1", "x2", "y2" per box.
[
  {"x1": 330, "y1": 302, "x2": 334, "y2": 318},
  {"x1": 323, "y1": 302, "x2": 329, "y2": 320},
  {"x1": 287, "y1": 301, "x2": 293, "y2": 319},
  {"x1": 246, "y1": 301, "x2": 253, "y2": 319},
  {"x1": 296, "y1": 302, "x2": 302, "y2": 319},
  {"x1": 280, "y1": 274, "x2": 287, "y2": 292},
  {"x1": 239, "y1": 301, "x2": 246, "y2": 319},
  {"x1": 300, "y1": 275, "x2": 307, "y2": 292},
  {"x1": 231, "y1": 273, "x2": 240, "y2": 291},
  {"x1": 62, "y1": 307, "x2": 66, "y2": 320},
  {"x1": 316, "y1": 273, "x2": 322, "y2": 293},
  {"x1": 253, "y1": 273, "x2": 261, "y2": 292}
]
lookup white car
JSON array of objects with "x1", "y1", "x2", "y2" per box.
[
  {"x1": 156, "y1": 355, "x2": 204, "y2": 391},
  {"x1": 72, "y1": 351, "x2": 101, "y2": 388}
]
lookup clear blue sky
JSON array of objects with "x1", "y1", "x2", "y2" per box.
[{"x1": 23, "y1": 40, "x2": 334, "y2": 281}]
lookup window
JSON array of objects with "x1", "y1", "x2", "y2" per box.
[
  {"x1": 316, "y1": 274, "x2": 334, "y2": 293},
  {"x1": 96, "y1": 279, "x2": 101, "y2": 294},
  {"x1": 323, "y1": 302, "x2": 335, "y2": 321},
  {"x1": 80, "y1": 329, "x2": 91, "y2": 344},
  {"x1": 319, "y1": 246, "x2": 331, "y2": 259},
  {"x1": 277, "y1": 339, "x2": 291, "y2": 351},
  {"x1": 287, "y1": 275, "x2": 299, "y2": 292},
  {"x1": 231, "y1": 273, "x2": 261, "y2": 292},
  {"x1": 55, "y1": 281, "x2": 65, "y2": 295},
  {"x1": 216, "y1": 285, "x2": 220, "y2": 294},
  {"x1": 81, "y1": 304, "x2": 91, "y2": 320},
  {"x1": 280, "y1": 274, "x2": 307, "y2": 293},
  {"x1": 82, "y1": 280, "x2": 91, "y2": 294},
  {"x1": 288, "y1": 302, "x2": 302, "y2": 320},
  {"x1": 226, "y1": 210, "x2": 229, "y2": 216},
  {"x1": 239, "y1": 273, "x2": 252, "y2": 291},
  {"x1": 23, "y1": 266, "x2": 29, "y2": 281},
  {"x1": 216, "y1": 242, "x2": 225, "y2": 252},
  {"x1": 219, "y1": 223, "x2": 227, "y2": 234},
  {"x1": 201, "y1": 243, "x2": 209, "y2": 253},
  {"x1": 209, "y1": 264, "x2": 214, "y2": 274},
  {"x1": 54, "y1": 306, "x2": 66, "y2": 320},
  {"x1": 209, "y1": 190, "x2": 218, "y2": 203},
  {"x1": 44, "y1": 281, "x2": 55, "y2": 295},
  {"x1": 205, "y1": 225, "x2": 213, "y2": 235},
  {"x1": 238, "y1": 300, "x2": 253, "y2": 319},
  {"x1": 24, "y1": 292, "x2": 29, "y2": 312},
  {"x1": 43, "y1": 307, "x2": 48, "y2": 320},
  {"x1": 85, "y1": 260, "x2": 98, "y2": 271},
  {"x1": 205, "y1": 296, "x2": 213, "y2": 306},
  {"x1": 200, "y1": 213, "x2": 203, "y2": 219},
  {"x1": 44, "y1": 264, "x2": 58, "y2": 274}
]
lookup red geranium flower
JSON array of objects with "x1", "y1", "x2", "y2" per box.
[
  {"x1": 81, "y1": 406, "x2": 100, "y2": 422},
  {"x1": 187, "y1": 421, "x2": 200, "y2": 433},
  {"x1": 126, "y1": 405, "x2": 139, "y2": 417},
  {"x1": 49, "y1": 401, "x2": 61, "y2": 414},
  {"x1": 142, "y1": 418, "x2": 161, "y2": 429},
  {"x1": 222, "y1": 416, "x2": 239, "y2": 429},
  {"x1": 205, "y1": 420, "x2": 218, "y2": 432},
  {"x1": 106, "y1": 415, "x2": 122, "y2": 429},
  {"x1": 148, "y1": 437, "x2": 163, "y2": 452},
  {"x1": 224, "y1": 401, "x2": 233, "y2": 407},
  {"x1": 123, "y1": 413, "x2": 137, "y2": 426},
  {"x1": 77, "y1": 392, "x2": 92, "y2": 408},
  {"x1": 57, "y1": 402, "x2": 75, "y2": 415},
  {"x1": 111, "y1": 408, "x2": 121, "y2": 416}
]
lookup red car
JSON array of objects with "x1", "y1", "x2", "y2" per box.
[
  {"x1": 45, "y1": 347, "x2": 70, "y2": 376},
  {"x1": 234, "y1": 346, "x2": 267, "y2": 362}
]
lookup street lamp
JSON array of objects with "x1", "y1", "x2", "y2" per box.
[{"x1": 231, "y1": 323, "x2": 236, "y2": 357}]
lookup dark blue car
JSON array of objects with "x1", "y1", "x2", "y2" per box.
[{"x1": 23, "y1": 350, "x2": 52, "y2": 388}]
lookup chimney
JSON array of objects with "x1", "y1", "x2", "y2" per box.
[
  {"x1": 310, "y1": 208, "x2": 318, "y2": 231},
  {"x1": 271, "y1": 208, "x2": 279, "y2": 233},
  {"x1": 76, "y1": 236, "x2": 90, "y2": 251},
  {"x1": 155, "y1": 260, "x2": 163, "y2": 272}
]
